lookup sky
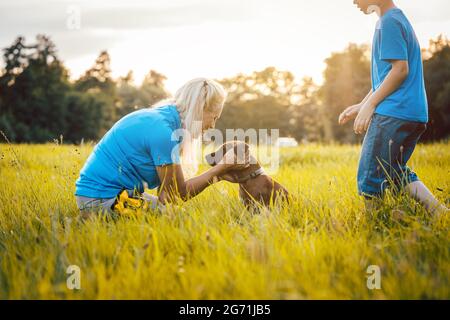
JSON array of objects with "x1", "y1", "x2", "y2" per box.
[{"x1": 0, "y1": 0, "x2": 449, "y2": 93}]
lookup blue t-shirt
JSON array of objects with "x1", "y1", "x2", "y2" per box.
[
  {"x1": 371, "y1": 8, "x2": 428, "y2": 123},
  {"x1": 75, "y1": 105, "x2": 182, "y2": 199}
]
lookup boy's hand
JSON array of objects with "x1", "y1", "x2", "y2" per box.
[
  {"x1": 338, "y1": 104, "x2": 361, "y2": 125},
  {"x1": 354, "y1": 102, "x2": 376, "y2": 134}
]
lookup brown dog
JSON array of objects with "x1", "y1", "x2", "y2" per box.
[{"x1": 205, "y1": 141, "x2": 289, "y2": 207}]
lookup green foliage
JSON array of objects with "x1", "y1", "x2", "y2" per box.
[
  {"x1": 73, "y1": 50, "x2": 118, "y2": 138},
  {"x1": 116, "y1": 70, "x2": 169, "y2": 118},
  {"x1": 422, "y1": 35, "x2": 450, "y2": 141},
  {"x1": 64, "y1": 91, "x2": 110, "y2": 142},
  {"x1": 217, "y1": 67, "x2": 303, "y2": 139},
  {"x1": 0, "y1": 34, "x2": 449, "y2": 144},
  {"x1": 0, "y1": 36, "x2": 169, "y2": 143},
  {"x1": 320, "y1": 44, "x2": 372, "y2": 143},
  {"x1": 0, "y1": 36, "x2": 70, "y2": 142},
  {"x1": 0, "y1": 143, "x2": 448, "y2": 299}
]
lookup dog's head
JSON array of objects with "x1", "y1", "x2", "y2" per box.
[
  {"x1": 205, "y1": 141, "x2": 251, "y2": 168},
  {"x1": 206, "y1": 141, "x2": 289, "y2": 207}
]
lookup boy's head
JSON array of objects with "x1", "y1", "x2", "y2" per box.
[{"x1": 353, "y1": 0, "x2": 388, "y2": 15}]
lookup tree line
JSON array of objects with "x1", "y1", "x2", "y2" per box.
[{"x1": 0, "y1": 34, "x2": 449, "y2": 144}]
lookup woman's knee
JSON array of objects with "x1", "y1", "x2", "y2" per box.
[{"x1": 76, "y1": 196, "x2": 116, "y2": 216}]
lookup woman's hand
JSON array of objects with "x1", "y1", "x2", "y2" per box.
[
  {"x1": 353, "y1": 102, "x2": 376, "y2": 134},
  {"x1": 338, "y1": 104, "x2": 361, "y2": 125},
  {"x1": 217, "y1": 172, "x2": 241, "y2": 183},
  {"x1": 217, "y1": 154, "x2": 256, "y2": 183}
]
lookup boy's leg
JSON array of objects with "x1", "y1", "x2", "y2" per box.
[
  {"x1": 357, "y1": 114, "x2": 447, "y2": 216},
  {"x1": 357, "y1": 114, "x2": 397, "y2": 200},
  {"x1": 393, "y1": 120, "x2": 448, "y2": 216},
  {"x1": 405, "y1": 181, "x2": 448, "y2": 216},
  {"x1": 357, "y1": 114, "x2": 388, "y2": 214}
]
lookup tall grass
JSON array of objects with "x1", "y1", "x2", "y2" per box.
[{"x1": 0, "y1": 142, "x2": 448, "y2": 299}]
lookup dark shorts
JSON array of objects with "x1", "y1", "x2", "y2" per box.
[{"x1": 357, "y1": 114, "x2": 427, "y2": 198}]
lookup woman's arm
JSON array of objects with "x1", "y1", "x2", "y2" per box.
[
  {"x1": 155, "y1": 164, "x2": 221, "y2": 203},
  {"x1": 155, "y1": 150, "x2": 248, "y2": 204}
]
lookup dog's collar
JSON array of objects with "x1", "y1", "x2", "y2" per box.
[{"x1": 236, "y1": 168, "x2": 266, "y2": 184}]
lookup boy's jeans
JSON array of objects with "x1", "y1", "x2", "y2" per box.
[{"x1": 357, "y1": 114, "x2": 427, "y2": 198}]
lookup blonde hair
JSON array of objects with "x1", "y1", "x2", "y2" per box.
[{"x1": 153, "y1": 78, "x2": 227, "y2": 177}]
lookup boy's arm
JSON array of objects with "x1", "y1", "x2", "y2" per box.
[
  {"x1": 353, "y1": 59, "x2": 409, "y2": 134},
  {"x1": 360, "y1": 89, "x2": 374, "y2": 105}
]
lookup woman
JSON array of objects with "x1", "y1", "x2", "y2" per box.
[{"x1": 75, "y1": 78, "x2": 247, "y2": 217}]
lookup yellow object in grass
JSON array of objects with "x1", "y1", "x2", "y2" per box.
[{"x1": 113, "y1": 190, "x2": 147, "y2": 216}]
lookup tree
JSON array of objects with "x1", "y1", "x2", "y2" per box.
[
  {"x1": 74, "y1": 50, "x2": 117, "y2": 136},
  {"x1": 422, "y1": 35, "x2": 450, "y2": 141},
  {"x1": 139, "y1": 70, "x2": 168, "y2": 105},
  {"x1": 0, "y1": 36, "x2": 28, "y2": 118},
  {"x1": 64, "y1": 91, "x2": 112, "y2": 142},
  {"x1": 319, "y1": 44, "x2": 371, "y2": 143},
  {"x1": 76, "y1": 50, "x2": 114, "y2": 93},
  {"x1": 116, "y1": 69, "x2": 169, "y2": 118},
  {"x1": 0, "y1": 35, "x2": 71, "y2": 142},
  {"x1": 288, "y1": 77, "x2": 322, "y2": 142},
  {"x1": 217, "y1": 67, "x2": 298, "y2": 138}
]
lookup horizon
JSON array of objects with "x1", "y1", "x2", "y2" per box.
[{"x1": 1, "y1": 0, "x2": 449, "y2": 93}]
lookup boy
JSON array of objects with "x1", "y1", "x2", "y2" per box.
[{"x1": 339, "y1": 0, "x2": 447, "y2": 215}]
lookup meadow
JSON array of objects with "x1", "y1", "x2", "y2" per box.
[{"x1": 0, "y1": 142, "x2": 448, "y2": 299}]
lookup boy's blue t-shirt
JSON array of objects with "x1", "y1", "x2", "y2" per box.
[
  {"x1": 371, "y1": 8, "x2": 428, "y2": 123},
  {"x1": 75, "y1": 105, "x2": 182, "y2": 199}
]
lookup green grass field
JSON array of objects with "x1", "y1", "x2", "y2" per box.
[{"x1": 0, "y1": 142, "x2": 448, "y2": 299}]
